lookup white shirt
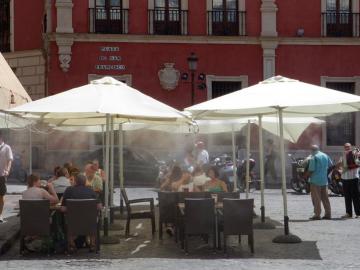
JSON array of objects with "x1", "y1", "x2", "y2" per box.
[
  {"x1": 193, "y1": 173, "x2": 210, "y2": 187},
  {"x1": 0, "y1": 142, "x2": 13, "y2": 177},
  {"x1": 22, "y1": 187, "x2": 50, "y2": 200},
  {"x1": 178, "y1": 182, "x2": 195, "y2": 192},
  {"x1": 197, "y1": 149, "x2": 209, "y2": 165},
  {"x1": 52, "y1": 176, "x2": 71, "y2": 193}
]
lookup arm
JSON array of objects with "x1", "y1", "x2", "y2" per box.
[
  {"x1": 42, "y1": 183, "x2": 59, "y2": 204},
  {"x1": 221, "y1": 180, "x2": 228, "y2": 192}
]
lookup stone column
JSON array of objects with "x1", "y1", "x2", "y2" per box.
[
  {"x1": 261, "y1": 40, "x2": 278, "y2": 79},
  {"x1": 261, "y1": 0, "x2": 278, "y2": 37},
  {"x1": 261, "y1": 0, "x2": 278, "y2": 79}
]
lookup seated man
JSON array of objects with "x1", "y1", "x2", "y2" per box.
[
  {"x1": 61, "y1": 174, "x2": 102, "y2": 252},
  {"x1": 22, "y1": 174, "x2": 59, "y2": 205},
  {"x1": 84, "y1": 163, "x2": 103, "y2": 196}
]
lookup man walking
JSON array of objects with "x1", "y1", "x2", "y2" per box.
[
  {"x1": 339, "y1": 143, "x2": 360, "y2": 218},
  {"x1": 0, "y1": 131, "x2": 13, "y2": 223},
  {"x1": 308, "y1": 145, "x2": 332, "y2": 220}
]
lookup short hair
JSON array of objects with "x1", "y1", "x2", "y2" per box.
[
  {"x1": 69, "y1": 167, "x2": 80, "y2": 177},
  {"x1": 27, "y1": 174, "x2": 40, "y2": 187},
  {"x1": 75, "y1": 174, "x2": 87, "y2": 186},
  {"x1": 57, "y1": 167, "x2": 68, "y2": 177},
  {"x1": 311, "y1": 144, "x2": 319, "y2": 152},
  {"x1": 53, "y1": 166, "x2": 61, "y2": 176}
]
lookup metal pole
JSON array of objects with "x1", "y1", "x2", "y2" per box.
[
  {"x1": 103, "y1": 114, "x2": 110, "y2": 236},
  {"x1": 110, "y1": 116, "x2": 114, "y2": 208},
  {"x1": 191, "y1": 71, "x2": 195, "y2": 105},
  {"x1": 119, "y1": 124, "x2": 124, "y2": 214},
  {"x1": 102, "y1": 125, "x2": 105, "y2": 173},
  {"x1": 278, "y1": 108, "x2": 289, "y2": 235},
  {"x1": 245, "y1": 120, "x2": 251, "y2": 199},
  {"x1": 29, "y1": 125, "x2": 32, "y2": 175},
  {"x1": 231, "y1": 126, "x2": 237, "y2": 192},
  {"x1": 259, "y1": 115, "x2": 266, "y2": 222}
]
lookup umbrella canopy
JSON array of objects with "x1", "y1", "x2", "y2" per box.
[
  {"x1": 0, "y1": 112, "x2": 33, "y2": 129},
  {"x1": 8, "y1": 77, "x2": 190, "y2": 123},
  {"x1": 0, "y1": 53, "x2": 31, "y2": 109},
  {"x1": 186, "y1": 76, "x2": 360, "y2": 118}
]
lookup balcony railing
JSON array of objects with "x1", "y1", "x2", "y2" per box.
[
  {"x1": 148, "y1": 9, "x2": 188, "y2": 35},
  {"x1": 89, "y1": 8, "x2": 129, "y2": 34},
  {"x1": 208, "y1": 10, "x2": 246, "y2": 36},
  {"x1": 322, "y1": 12, "x2": 360, "y2": 37}
]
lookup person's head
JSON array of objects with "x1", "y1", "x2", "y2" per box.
[
  {"x1": 170, "y1": 165, "x2": 182, "y2": 180},
  {"x1": 69, "y1": 167, "x2": 80, "y2": 185},
  {"x1": 84, "y1": 163, "x2": 96, "y2": 177},
  {"x1": 192, "y1": 165, "x2": 203, "y2": 176},
  {"x1": 57, "y1": 167, "x2": 69, "y2": 178},
  {"x1": 266, "y1": 139, "x2": 274, "y2": 145},
  {"x1": 53, "y1": 166, "x2": 61, "y2": 177},
  {"x1": 27, "y1": 174, "x2": 40, "y2": 188},
  {"x1": 63, "y1": 162, "x2": 72, "y2": 171},
  {"x1": 206, "y1": 166, "x2": 219, "y2": 179},
  {"x1": 74, "y1": 174, "x2": 87, "y2": 186},
  {"x1": 195, "y1": 141, "x2": 205, "y2": 150},
  {"x1": 311, "y1": 144, "x2": 319, "y2": 154},
  {"x1": 92, "y1": 159, "x2": 100, "y2": 170},
  {"x1": 344, "y1": 143, "x2": 352, "y2": 152}
]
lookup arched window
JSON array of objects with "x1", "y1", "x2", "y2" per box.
[
  {"x1": 92, "y1": 0, "x2": 128, "y2": 34},
  {"x1": 325, "y1": 0, "x2": 354, "y2": 36},
  {"x1": 0, "y1": 0, "x2": 10, "y2": 52}
]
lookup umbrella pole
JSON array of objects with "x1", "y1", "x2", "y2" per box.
[
  {"x1": 273, "y1": 108, "x2": 301, "y2": 243},
  {"x1": 245, "y1": 120, "x2": 251, "y2": 199},
  {"x1": 119, "y1": 124, "x2": 124, "y2": 214},
  {"x1": 231, "y1": 126, "x2": 237, "y2": 192},
  {"x1": 29, "y1": 124, "x2": 32, "y2": 175},
  {"x1": 254, "y1": 115, "x2": 275, "y2": 229},
  {"x1": 101, "y1": 114, "x2": 120, "y2": 244},
  {"x1": 109, "y1": 116, "x2": 114, "y2": 223}
]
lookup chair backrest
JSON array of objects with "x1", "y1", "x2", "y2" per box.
[
  {"x1": 66, "y1": 199, "x2": 98, "y2": 235},
  {"x1": 158, "y1": 191, "x2": 178, "y2": 223},
  {"x1": 185, "y1": 198, "x2": 215, "y2": 234},
  {"x1": 19, "y1": 199, "x2": 50, "y2": 236},
  {"x1": 120, "y1": 188, "x2": 131, "y2": 213},
  {"x1": 217, "y1": 191, "x2": 240, "y2": 202},
  {"x1": 177, "y1": 192, "x2": 211, "y2": 202},
  {"x1": 223, "y1": 199, "x2": 254, "y2": 235}
]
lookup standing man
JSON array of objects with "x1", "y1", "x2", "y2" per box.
[
  {"x1": 339, "y1": 143, "x2": 360, "y2": 218},
  {"x1": 308, "y1": 145, "x2": 332, "y2": 220},
  {"x1": 195, "y1": 141, "x2": 209, "y2": 166},
  {"x1": 0, "y1": 131, "x2": 13, "y2": 223}
]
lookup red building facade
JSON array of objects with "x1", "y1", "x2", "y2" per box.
[{"x1": 2, "y1": 0, "x2": 360, "y2": 154}]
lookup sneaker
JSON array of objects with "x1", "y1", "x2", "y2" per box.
[
  {"x1": 341, "y1": 214, "x2": 352, "y2": 219},
  {"x1": 321, "y1": 216, "x2": 331, "y2": 220},
  {"x1": 309, "y1": 216, "x2": 321, "y2": 220}
]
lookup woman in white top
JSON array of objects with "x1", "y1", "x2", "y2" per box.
[
  {"x1": 22, "y1": 174, "x2": 59, "y2": 205},
  {"x1": 171, "y1": 168, "x2": 199, "y2": 192},
  {"x1": 51, "y1": 167, "x2": 71, "y2": 194},
  {"x1": 192, "y1": 165, "x2": 210, "y2": 191}
]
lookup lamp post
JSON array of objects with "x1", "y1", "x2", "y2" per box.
[{"x1": 187, "y1": 52, "x2": 198, "y2": 105}]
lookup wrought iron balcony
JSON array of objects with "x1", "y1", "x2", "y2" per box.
[
  {"x1": 322, "y1": 12, "x2": 360, "y2": 37},
  {"x1": 148, "y1": 9, "x2": 188, "y2": 35},
  {"x1": 89, "y1": 8, "x2": 129, "y2": 34},
  {"x1": 207, "y1": 10, "x2": 246, "y2": 36}
]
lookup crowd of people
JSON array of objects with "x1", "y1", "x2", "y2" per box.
[{"x1": 159, "y1": 141, "x2": 228, "y2": 193}]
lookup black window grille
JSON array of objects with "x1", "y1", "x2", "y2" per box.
[
  {"x1": 211, "y1": 81, "x2": 242, "y2": 99},
  {"x1": 0, "y1": 0, "x2": 10, "y2": 52},
  {"x1": 326, "y1": 82, "x2": 356, "y2": 146}
]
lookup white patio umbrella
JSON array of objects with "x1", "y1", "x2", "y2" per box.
[
  {"x1": 186, "y1": 75, "x2": 360, "y2": 243},
  {"x1": 0, "y1": 53, "x2": 31, "y2": 110},
  {"x1": 8, "y1": 76, "x2": 192, "y2": 243}
]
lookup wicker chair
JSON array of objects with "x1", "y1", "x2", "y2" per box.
[{"x1": 120, "y1": 188, "x2": 155, "y2": 237}]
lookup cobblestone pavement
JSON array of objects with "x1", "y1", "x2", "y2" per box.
[{"x1": 0, "y1": 188, "x2": 359, "y2": 270}]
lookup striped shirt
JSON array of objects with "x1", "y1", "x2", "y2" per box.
[{"x1": 340, "y1": 152, "x2": 360, "y2": 180}]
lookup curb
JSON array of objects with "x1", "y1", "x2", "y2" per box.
[{"x1": 0, "y1": 216, "x2": 20, "y2": 255}]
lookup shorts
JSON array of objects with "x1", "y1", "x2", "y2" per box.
[{"x1": 0, "y1": 176, "x2": 7, "y2": 196}]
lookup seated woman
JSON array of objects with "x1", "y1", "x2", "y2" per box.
[
  {"x1": 171, "y1": 167, "x2": 199, "y2": 192},
  {"x1": 61, "y1": 174, "x2": 102, "y2": 252},
  {"x1": 203, "y1": 166, "x2": 228, "y2": 192},
  {"x1": 51, "y1": 167, "x2": 71, "y2": 197},
  {"x1": 22, "y1": 174, "x2": 59, "y2": 205},
  {"x1": 160, "y1": 165, "x2": 182, "y2": 191},
  {"x1": 192, "y1": 165, "x2": 210, "y2": 191},
  {"x1": 84, "y1": 163, "x2": 103, "y2": 197}
]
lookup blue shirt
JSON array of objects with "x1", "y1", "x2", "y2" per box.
[{"x1": 308, "y1": 151, "x2": 333, "y2": 186}]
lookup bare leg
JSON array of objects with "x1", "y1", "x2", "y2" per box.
[{"x1": 0, "y1": 196, "x2": 4, "y2": 219}]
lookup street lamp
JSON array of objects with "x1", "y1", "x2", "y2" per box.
[{"x1": 187, "y1": 52, "x2": 198, "y2": 105}]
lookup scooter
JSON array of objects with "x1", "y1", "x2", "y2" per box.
[{"x1": 289, "y1": 154, "x2": 310, "y2": 194}]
